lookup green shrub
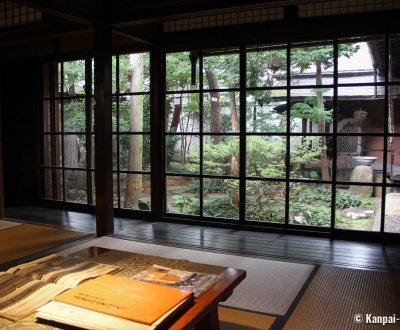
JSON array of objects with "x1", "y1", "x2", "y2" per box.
[
  {"x1": 360, "y1": 198, "x2": 376, "y2": 209},
  {"x1": 203, "y1": 197, "x2": 237, "y2": 218},
  {"x1": 335, "y1": 190, "x2": 361, "y2": 209}
]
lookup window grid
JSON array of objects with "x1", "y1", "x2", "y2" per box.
[
  {"x1": 164, "y1": 35, "x2": 400, "y2": 234},
  {"x1": 40, "y1": 60, "x2": 93, "y2": 205},
  {"x1": 112, "y1": 53, "x2": 152, "y2": 212}
]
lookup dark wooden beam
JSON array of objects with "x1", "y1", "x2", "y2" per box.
[
  {"x1": 0, "y1": 20, "x2": 91, "y2": 46},
  {"x1": 15, "y1": 0, "x2": 95, "y2": 26},
  {"x1": 112, "y1": 28, "x2": 153, "y2": 46},
  {"x1": 94, "y1": 2, "x2": 114, "y2": 236}
]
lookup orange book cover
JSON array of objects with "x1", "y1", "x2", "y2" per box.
[{"x1": 53, "y1": 274, "x2": 193, "y2": 325}]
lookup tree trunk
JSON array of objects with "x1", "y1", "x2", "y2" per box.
[
  {"x1": 205, "y1": 69, "x2": 222, "y2": 143},
  {"x1": 166, "y1": 98, "x2": 182, "y2": 166},
  {"x1": 316, "y1": 60, "x2": 330, "y2": 181},
  {"x1": 124, "y1": 54, "x2": 144, "y2": 209},
  {"x1": 229, "y1": 88, "x2": 239, "y2": 209}
]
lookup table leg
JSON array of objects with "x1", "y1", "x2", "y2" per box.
[{"x1": 195, "y1": 307, "x2": 220, "y2": 330}]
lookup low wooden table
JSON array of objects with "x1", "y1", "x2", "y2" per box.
[
  {"x1": 75, "y1": 246, "x2": 246, "y2": 330},
  {"x1": 0, "y1": 246, "x2": 246, "y2": 330},
  {"x1": 169, "y1": 267, "x2": 246, "y2": 330}
]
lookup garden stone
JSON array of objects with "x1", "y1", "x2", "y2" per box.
[
  {"x1": 385, "y1": 193, "x2": 400, "y2": 216},
  {"x1": 341, "y1": 207, "x2": 375, "y2": 220},
  {"x1": 350, "y1": 165, "x2": 373, "y2": 197},
  {"x1": 138, "y1": 198, "x2": 150, "y2": 210}
]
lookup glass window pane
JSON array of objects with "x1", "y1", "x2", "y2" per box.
[
  {"x1": 166, "y1": 135, "x2": 200, "y2": 174},
  {"x1": 112, "y1": 55, "x2": 117, "y2": 94},
  {"x1": 43, "y1": 134, "x2": 62, "y2": 166},
  {"x1": 338, "y1": 37, "x2": 384, "y2": 84},
  {"x1": 389, "y1": 86, "x2": 400, "y2": 133},
  {"x1": 58, "y1": 62, "x2": 62, "y2": 95},
  {"x1": 89, "y1": 134, "x2": 95, "y2": 170},
  {"x1": 246, "y1": 136, "x2": 286, "y2": 178},
  {"x1": 203, "y1": 92, "x2": 239, "y2": 133},
  {"x1": 166, "y1": 176, "x2": 199, "y2": 215},
  {"x1": 289, "y1": 183, "x2": 331, "y2": 227},
  {"x1": 90, "y1": 170, "x2": 95, "y2": 206},
  {"x1": 246, "y1": 90, "x2": 287, "y2": 133},
  {"x1": 166, "y1": 52, "x2": 199, "y2": 91},
  {"x1": 335, "y1": 186, "x2": 379, "y2": 232},
  {"x1": 336, "y1": 136, "x2": 383, "y2": 182},
  {"x1": 118, "y1": 53, "x2": 150, "y2": 93},
  {"x1": 387, "y1": 138, "x2": 400, "y2": 180},
  {"x1": 203, "y1": 136, "x2": 239, "y2": 176},
  {"x1": 43, "y1": 100, "x2": 62, "y2": 133},
  {"x1": 63, "y1": 99, "x2": 86, "y2": 132},
  {"x1": 166, "y1": 93, "x2": 200, "y2": 133},
  {"x1": 43, "y1": 100, "x2": 51, "y2": 133},
  {"x1": 113, "y1": 173, "x2": 119, "y2": 208},
  {"x1": 390, "y1": 34, "x2": 400, "y2": 82},
  {"x1": 385, "y1": 184, "x2": 400, "y2": 233},
  {"x1": 118, "y1": 134, "x2": 150, "y2": 172},
  {"x1": 290, "y1": 88, "x2": 333, "y2": 133},
  {"x1": 290, "y1": 136, "x2": 331, "y2": 180},
  {"x1": 291, "y1": 41, "x2": 334, "y2": 86},
  {"x1": 120, "y1": 174, "x2": 151, "y2": 210},
  {"x1": 65, "y1": 169, "x2": 87, "y2": 203},
  {"x1": 64, "y1": 134, "x2": 86, "y2": 168},
  {"x1": 246, "y1": 180, "x2": 285, "y2": 223},
  {"x1": 63, "y1": 60, "x2": 86, "y2": 96},
  {"x1": 89, "y1": 98, "x2": 94, "y2": 133},
  {"x1": 118, "y1": 95, "x2": 150, "y2": 133},
  {"x1": 42, "y1": 168, "x2": 63, "y2": 201},
  {"x1": 112, "y1": 101, "x2": 118, "y2": 132},
  {"x1": 247, "y1": 44, "x2": 287, "y2": 88},
  {"x1": 43, "y1": 63, "x2": 57, "y2": 99},
  {"x1": 338, "y1": 86, "x2": 384, "y2": 134},
  {"x1": 203, "y1": 178, "x2": 239, "y2": 219},
  {"x1": 203, "y1": 49, "x2": 240, "y2": 89}
]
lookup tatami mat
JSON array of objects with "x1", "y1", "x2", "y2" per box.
[
  {"x1": 0, "y1": 219, "x2": 21, "y2": 231},
  {"x1": 284, "y1": 265, "x2": 400, "y2": 330},
  {"x1": 219, "y1": 306, "x2": 276, "y2": 330},
  {"x1": 59, "y1": 236, "x2": 314, "y2": 316},
  {"x1": 0, "y1": 224, "x2": 91, "y2": 265}
]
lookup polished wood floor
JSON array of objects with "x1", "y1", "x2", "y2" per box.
[{"x1": 5, "y1": 206, "x2": 400, "y2": 271}]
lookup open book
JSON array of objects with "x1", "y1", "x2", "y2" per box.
[
  {"x1": 37, "y1": 274, "x2": 194, "y2": 329},
  {"x1": 131, "y1": 264, "x2": 220, "y2": 297},
  {"x1": 0, "y1": 254, "x2": 120, "y2": 321}
]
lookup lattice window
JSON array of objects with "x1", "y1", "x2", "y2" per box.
[
  {"x1": 299, "y1": 0, "x2": 400, "y2": 18},
  {"x1": 163, "y1": 7, "x2": 284, "y2": 33},
  {"x1": 0, "y1": 1, "x2": 42, "y2": 29},
  {"x1": 337, "y1": 119, "x2": 361, "y2": 153}
]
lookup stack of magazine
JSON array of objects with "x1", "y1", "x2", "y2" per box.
[
  {"x1": 131, "y1": 264, "x2": 221, "y2": 297},
  {"x1": 0, "y1": 254, "x2": 121, "y2": 321},
  {"x1": 36, "y1": 274, "x2": 194, "y2": 330},
  {"x1": 35, "y1": 264, "x2": 220, "y2": 329}
]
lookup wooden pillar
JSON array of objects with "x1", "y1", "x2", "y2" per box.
[
  {"x1": 0, "y1": 67, "x2": 4, "y2": 218},
  {"x1": 150, "y1": 46, "x2": 163, "y2": 219},
  {"x1": 94, "y1": 3, "x2": 113, "y2": 236}
]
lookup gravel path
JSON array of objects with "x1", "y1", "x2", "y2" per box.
[{"x1": 385, "y1": 215, "x2": 400, "y2": 233}]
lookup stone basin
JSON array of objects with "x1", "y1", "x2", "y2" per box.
[{"x1": 352, "y1": 156, "x2": 378, "y2": 166}]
